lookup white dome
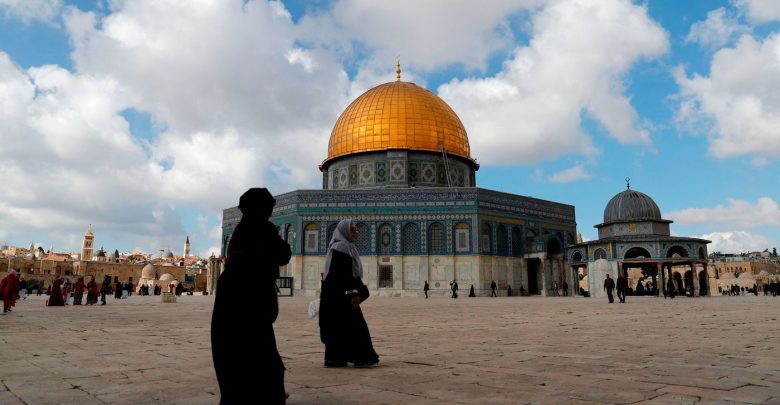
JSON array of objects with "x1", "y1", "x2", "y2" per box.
[
  {"x1": 141, "y1": 264, "x2": 155, "y2": 279},
  {"x1": 159, "y1": 273, "x2": 175, "y2": 282}
]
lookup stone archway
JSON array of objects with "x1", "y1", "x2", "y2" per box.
[{"x1": 625, "y1": 247, "x2": 651, "y2": 259}]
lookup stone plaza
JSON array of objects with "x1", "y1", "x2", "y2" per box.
[{"x1": 1, "y1": 294, "x2": 778, "y2": 404}]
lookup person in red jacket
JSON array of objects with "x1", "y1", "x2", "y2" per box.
[
  {"x1": 73, "y1": 277, "x2": 86, "y2": 305},
  {"x1": 2, "y1": 270, "x2": 21, "y2": 313}
]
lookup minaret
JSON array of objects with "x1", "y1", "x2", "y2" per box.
[
  {"x1": 183, "y1": 235, "x2": 191, "y2": 259},
  {"x1": 82, "y1": 224, "x2": 94, "y2": 261}
]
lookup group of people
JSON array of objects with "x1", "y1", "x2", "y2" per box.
[
  {"x1": 47, "y1": 275, "x2": 113, "y2": 306},
  {"x1": 603, "y1": 274, "x2": 629, "y2": 303},
  {"x1": 211, "y1": 188, "x2": 379, "y2": 404}
]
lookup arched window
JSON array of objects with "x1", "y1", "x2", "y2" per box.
[
  {"x1": 593, "y1": 248, "x2": 607, "y2": 260},
  {"x1": 572, "y1": 251, "x2": 583, "y2": 262},
  {"x1": 355, "y1": 222, "x2": 371, "y2": 255},
  {"x1": 481, "y1": 223, "x2": 492, "y2": 254},
  {"x1": 378, "y1": 223, "x2": 392, "y2": 255},
  {"x1": 511, "y1": 227, "x2": 523, "y2": 256},
  {"x1": 429, "y1": 222, "x2": 444, "y2": 254},
  {"x1": 327, "y1": 223, "x2": 338, "y2": 245},
  {"x1": 496, "y1": 225, "x2": 508, "y2": 256},
  {"x1": 454, "y1": 222, "x2": 470, "y2": 252},
  {"x1": 304, "y1": 223, "x2": 320, "y2": 254},
  {"x1": 286, "y1": 224, "x2": 295, "y2": 247},
  {"x1": 402, "y1": 223, "x2": 419, "y2": 254}
]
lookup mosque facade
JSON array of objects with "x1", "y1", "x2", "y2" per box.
[
  {"x1": 564, "y1": 181, "x2": 712, "y2": 299},
  {"x1": 219, "y1": 67, "x2": 578, "y2": 297}
]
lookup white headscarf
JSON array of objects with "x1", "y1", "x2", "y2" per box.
[
  {"x1": 323, "y1": 218, "x2": 363, "y2": 279},
  {"x1": 9, "y1": 269, "x2": 17, "y2": 277}
]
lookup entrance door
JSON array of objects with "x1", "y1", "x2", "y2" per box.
[{"x1": 527, "y1": 260, "x2": 539, "y2": 295}]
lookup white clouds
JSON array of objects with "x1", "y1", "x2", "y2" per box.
[
  {"x1": 686, "y1": 7, "x2": 749, "y2": 49},
  {"x1": 0, "y1": 0, "x2": 355, "y2": 254},
  {"x1": 302, "y1": 0, "x2": 544, "y2": 73},
  {"x1": 675, "y1": 33, "x2": 780, "y2": 159},
  {"x1": 0, "y1": 0, "x2": 61, "y2": 23},
  {"x1": 667, "y1": 197, "x2": 780, "y2": 228},
  {"x1": 440, "y1": 0, "x2": 668, "y2": 164},
  {"x1": 700, "y1": 231, "x2": 776, "y2": 254},
  {"x1": 548, "y1": 163, "x2": 588, "y2": 183},
  {"x1": 735, "y1": 0, "x2": 780, "y2": 23}
]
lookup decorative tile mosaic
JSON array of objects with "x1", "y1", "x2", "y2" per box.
[
  {"x1": 376, "y1": 162, "x2": 387, "y2": 183},
  {"x1": 338, "y1": 167, "x2": 348, "y2": 189},
  {"x1": 390, "y1": 160, "x2": 406, "y2": 181},
  {"x1": 349, "y1": 165, "x2": 357, "y2": 186},
  {"x1": 421, "y1": 162, "x2": 435, "y2": 183},
  {"x1": 408, "y1": 162, "x2": 418, "y2": 183},
  {"x1": 359, "y1": 162, "x2": 375, "y2": 185}
]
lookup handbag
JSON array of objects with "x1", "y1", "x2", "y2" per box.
[{"x1": 307, "y1": 299, "x2": 320, "y2": 319}]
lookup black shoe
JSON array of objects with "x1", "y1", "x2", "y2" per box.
[
  {"x1": 324, "y1": 360, "x2": 347, "y2": 368},
  {"x1": 354, "y1": 361, "x2": 378, "y2": 368}
]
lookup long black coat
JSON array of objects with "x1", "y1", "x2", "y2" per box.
[
  {"x1": 211, "y1": 217, "x2": 291, "y2": 404},
  {"x1": 319, "y1": 250, "x2": 378, "y2": 365}
]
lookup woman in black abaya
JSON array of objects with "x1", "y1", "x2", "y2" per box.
[
  {"x1": 319, "y1": 218, "x2": 379, "y2": 368},
  {"x1": 211, "y1": 188, "x2": 291, "y2": 404}
]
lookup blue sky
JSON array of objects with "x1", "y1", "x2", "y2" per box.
[{"x1": 0, "y1": 0, "x2": 779, "y2": 257}]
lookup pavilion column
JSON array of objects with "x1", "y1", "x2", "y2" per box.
[
  {"x1": 691, "y1": 262, "x2": 698, "y2": 296},
  {"x1": 702, "y1": 263, "x2": 709, "y2": 296},
  {"x1": 540, "y1": 257, "x2": 548, "y2": 296},
  {"x1": 657, "y1": 262, "x2": 664, "y2": 296}
]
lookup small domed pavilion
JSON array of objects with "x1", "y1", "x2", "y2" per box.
[{"x1": 565, "y1": 179, "x2": 712, "y2": 298}]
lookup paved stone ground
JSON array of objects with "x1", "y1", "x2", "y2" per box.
[{"x1": 1, "y1": 293, "x2": 779, "y2": 404}]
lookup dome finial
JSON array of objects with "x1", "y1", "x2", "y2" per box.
[
  {"x1": 396, "y1": 56, "x2": 401, "y2": 81},
  {"x1": 625, "y1": 177, "x2": 631, "y2": 190}
]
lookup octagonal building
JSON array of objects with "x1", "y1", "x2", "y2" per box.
[{"x1": 220, "y1": 71, "x2": 577, "y2": 297}]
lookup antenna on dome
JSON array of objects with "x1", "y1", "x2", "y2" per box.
[
  {"x1": 625, "y1": 177, "x2": 631, "y2": 190},
  {"x1": 396, "y1": 56, "x2": 401, "y2": 81}
]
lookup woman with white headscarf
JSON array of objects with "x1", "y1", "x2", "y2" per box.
[{"x1": 319, "y1": 218, "x2": 379, "y2": 368}]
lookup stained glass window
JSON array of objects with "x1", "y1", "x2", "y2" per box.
[
  {"x1": 355, "y1": 222, "x2": 370, "y2": 255},
  {"x1": 496, "y1": 225, "x2": 507, "y2": 256},
  {"x1": 429, "y1": 223, "x2": 444, "y2": 254},
  {"x1": 403, "y1": 223, "x2": 419, "y2": 254}
]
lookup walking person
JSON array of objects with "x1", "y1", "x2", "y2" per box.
[
  {"x1": 562, "y1": 280, "x2": 569, "y2": 296},
  {"x1": 604, "y1": 274, "x2": 615, "y2": 303},
  {"x1": 48, "y1": 278, "x2": 65, "y2": 306},
  {"x1": 100, "y1": 275, "x2": 112, "y2": 305},
  {"x1": 319, "y1": 218, "x2": 379, "y2": 369},
  {"x1": 2, "y1": 270, "x2": 20, "y2": 313},
  {"x1": 211, "y1": 187, "x2": 291, "y2": 404},
  {"x1": 490, "y1": 280, "x2": 498, "y2": 297},
  {"x1": 450, "y1": 280, "x2": 459, "y2": 298},
  {"x1": 423, "y1": 280, "x2": 429, "y2": 299},
  {"x1": 86, "y1": 276, "x2": 98, "y2": 305},
  {"x1": 616, "y1": 275, "x2": 628, "y2": 303},
  {"x1": 666, "y1": 278, "x2": 676, "y2": 299},
  {"x1": 73, "y1": 277, "x2": 85, "y2": 305}
]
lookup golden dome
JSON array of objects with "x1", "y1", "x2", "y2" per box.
[{"x1": 324, "y1": 81, "x2": 472, "y2": 166}]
